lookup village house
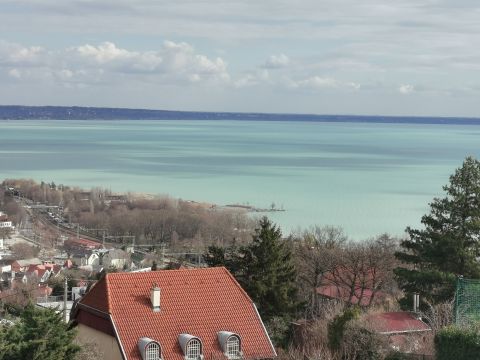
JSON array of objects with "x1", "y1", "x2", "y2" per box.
[
  {"x1": 11, "y1": 258, "x2": 43, "y2": 272},
  {"x1": 70, "y1": 248, "x2": 130, "y2": 270},
  {"x1": 316, "y1": 266, "x2": 391, "y2": 307},
  {"x1": 25, "y1": 263, "x2": 62, "y2": 283},
  {"x1": 366, "y1": 312, "x2": 432, "y2": 355},
  {"x1": 0, "y1": 211, "x2": 13, "y2": 229},
  {"x1": 64, "y1": 238, "x2": 103, "y2": 251},
  {"x1": 72, "y1": 267, "x2": 277, "y2": 360},
  {"x1": 70, "y1": 250, "x2": 97, "y2": 267},
  {"x1": 0, "y1": 211, "x2": 14, "y2": 249},
  {"x1": 102, "y1": 249, "x2": 130, "y2": 269}
]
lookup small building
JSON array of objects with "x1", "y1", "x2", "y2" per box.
[
  {"x1": 73, "y1": 267, "x2": 277, "y2": 360},
  {"x1": 11, "y1": 258, "x2": 43, "y2": 272},
  {"x1": 0, "y1": 260, "x2": 13, "y2": 274},
  {"x1": 25, "y1": 263, "x2": 61, "y2": 283},
  {"x1": 64, "y1": 238, "x2": 103, "y2": 251},
  {"x1": 103, "y1": 249, "x2": 130, "y2": 269},
  {"x1": 0, "y1": 212, "x2": 13, "y2": 229},
  {"x1": 366, "y1": 312, "x2": 431, "y2": 354},
  {"x1": 316, "y1": 267, "x2": 387, "y2": 307}
]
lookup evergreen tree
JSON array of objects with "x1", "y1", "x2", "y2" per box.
[
  {"x1": 0, "y1": 305, "x2": 80, "y2": 360},
  {"x1": 395, "y1": 156, "x2": 480, "y2": 304},
  {"x1": 203, "y1": 217, "x2": 299, "y2": 321},
  {"x1": 237, "y1": 217, "x2": 298, "y2": 321}
]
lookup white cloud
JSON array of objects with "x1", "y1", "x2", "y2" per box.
[
  {"x1": 289, "y1": 76, "x2": 360, "y2": 91},
  {"x1": 399, "y1": 84, "x2": 415, "y2": 94},
  {"x1": 0, "y1": 40, "x2": 47, "y2": 66},
  {"x1": 233, "y1": 69, "x2": 269, "y2": 88},
  {"x1": 0, "y1": 40, "x2": 230, "y2": 85},
  {"x1": 8, "y1": 68, "x2": 22, "y2": 79},
  {"x1": 75, "y1": 42, "x2": 137, "y2": 64},
  {"x1": 263, "y1": 54, "x2": 290, "y2": 69}
]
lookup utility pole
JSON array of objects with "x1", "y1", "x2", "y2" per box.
[{"x1": 64, "y1": 276, "x2": 68, "y2": 323}]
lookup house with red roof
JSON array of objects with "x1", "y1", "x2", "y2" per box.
[
  {"x1": 11, "y1": 258, "x2": 43, "y2": 272},
  {"x1": 366, "y1": 312, "x2": 432, "y2": 354},
  {"x1": 316, "y1": 266, "x2": 388, "y2": 307},
  {"x1": 25, "y1": 263, "x2": 61, "y2": 283},
  {"x1": 65, "y1": 238, "x2": 103, "y2": 251},
  {"x1": 72, "y1": 267, "x2": 277, "y2": 360}
]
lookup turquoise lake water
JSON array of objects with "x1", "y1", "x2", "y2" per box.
[{"x1": 1, "y1": 120, "x2": 479, "y2": 239}]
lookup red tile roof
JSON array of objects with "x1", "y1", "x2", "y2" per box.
[
  {"x1": 317, "y1": 285, "x2": 385, "y2": 306},
  {"x1": 366, "y1": 312, "x2": 431, "y2": 334},
  {"x1": 316, "y1": 267, "x2": 386, "y2": 306},
  {"x1": 65, "y1": 238, "x2": 103, "y2": 250},
  {"x1": 76, "y1": 267, "x2": 276, "y2": 360}
]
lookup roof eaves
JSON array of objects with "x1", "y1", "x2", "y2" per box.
[
  {"x1": 252, "y1": 302, "x2": 277, "y2": 358},
  {"x1": 109, "y1": 313, "x2": 128, "y2": 360},
  {"x1": 76, "y1": 302, "x2": 111, "y2": 319},
  {"x1": 378, "y1": 328, "x2": 432, "y2": 335}
]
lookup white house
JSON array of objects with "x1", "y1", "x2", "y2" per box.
[
  {"x1": 0, "y1": 212, "x2": 13, "y2": 229},
  {"x1": 103, "y1": 249, "x2": 129, "y2": 269}
]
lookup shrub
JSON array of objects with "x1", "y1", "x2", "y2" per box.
[
  {"x1": 435, "y1": 324, "x2": 480, "y2": 360},
  {"x1": 327, "y1": 307, "x2": 360, "y2": 351}
]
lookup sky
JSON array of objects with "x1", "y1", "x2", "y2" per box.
[{"x1": 0, "y1": 0, "x2": 479, "y2": 117}]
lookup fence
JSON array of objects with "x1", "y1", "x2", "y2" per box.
[
  {"x1": 454, "y1": 277, "x2": 480, "y2": 326},
  {"x1": 36, "y1": 295, "x2": 64, "y2": 304}
]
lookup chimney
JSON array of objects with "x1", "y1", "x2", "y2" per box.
[
  {"x1": 150, "y1": 283, "x2": 161, "y2": 312},
  {"x1": 413, "y1": 293, "x2": 419, "y2": 313}
]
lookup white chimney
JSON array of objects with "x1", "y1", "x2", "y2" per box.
[
  {"x1": 150, "y1": 283, "x2": 161, "y2": 312},
  {"x1": 413, "y1": 293, "x2": 420, "y2": 312}
]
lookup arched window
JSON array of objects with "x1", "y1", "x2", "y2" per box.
[
  {"x1": 186, "y1": 338, "x2": 202, "y2": 360},
  {"x1": 145, "y1": 342, "x2": 160, "y2": 360},
  {"x1": 226, "y1": 336, "x2": 240, "y2": 359},
  {"x1": 138, "y1": 338, "x2": 161, "y2": 360}
]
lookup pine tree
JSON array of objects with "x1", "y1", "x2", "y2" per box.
[
  {"x1": 203, "y1": 217, "x2": 299, "y2": 321},
  {"x1": 395, "y1": 156, "x2": 480, "y2": 304},
  {"x1": 237, "y1": 217, "x2": 298, "y2": 321},
  {"x1": 0, "y1": 305, "x2": 80, "y2": 360}
]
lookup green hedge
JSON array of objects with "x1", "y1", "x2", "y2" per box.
[{"x1": 435, "y1": 325, "x2": 480, "y2": 360}]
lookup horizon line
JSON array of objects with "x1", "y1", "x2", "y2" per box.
[{"x1": 1, "y1": 104, "x2": 480, "y2": 121}]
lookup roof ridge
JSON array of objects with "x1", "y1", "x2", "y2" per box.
[{"x1": 104, "y1": 273, "x2": 112, "y2": 312}]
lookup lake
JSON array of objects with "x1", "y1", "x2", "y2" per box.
[{"x1": 1, "y1": 119, "x2": 479, "y2": 239}]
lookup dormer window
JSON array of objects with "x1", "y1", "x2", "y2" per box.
[
  {"x1": 186, "y1": 338, "x2": 202, "y2": 360},
  {"x1": 138, "y1": 337, "x2": 162, "y2": 360},
  {"x1": 179, "y1": 334, "x2": 203, "y2": 360},
  {"x1": 226, "y1": 336, "x2": 240, "y2": 359},
  {"x1": 217, "y1": 331, "x2": 242, "y2": 359},
  {"x1": 146, "y1": 343, "x2": 161, "y2": 360}
]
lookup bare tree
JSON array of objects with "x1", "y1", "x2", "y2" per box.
[{"x1": 11, "y1": 243, "x2": 40, "y2": 259}]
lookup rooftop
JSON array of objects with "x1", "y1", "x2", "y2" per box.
[
  {"x1": 76, "y1": 267, "x2": 276, "y2": 360},
  {"x1": 366, "y1": 312, "x2": 431, "y2": 334}
]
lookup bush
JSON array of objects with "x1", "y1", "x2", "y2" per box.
[
  {"x1": 342, "y1": 321, "x2": 386, "y2": 360},
  {"x1": 265, "y1": 316, "x2": 292, "y2": 348},
  {"x1": 327, "y1": 307, "x2": 360, "y2": 351},
  {"x1": 384, "y1": 352, "x2": 410, "y2": 360},
  {"x1": 435, "y1": 324, "x2": 480, "y2": 360}
]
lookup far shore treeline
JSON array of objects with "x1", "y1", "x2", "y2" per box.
[{"x1": 1, "y1": 105, "x2": 480, "y2": 124}]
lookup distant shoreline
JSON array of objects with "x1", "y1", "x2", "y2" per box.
[{"x1": 1, "y1": 105, "x2": 480, "y2": 125}]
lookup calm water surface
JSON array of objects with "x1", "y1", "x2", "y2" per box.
[{"x1": 1, "y1": 120, "x2": 479, "y2": 239}]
